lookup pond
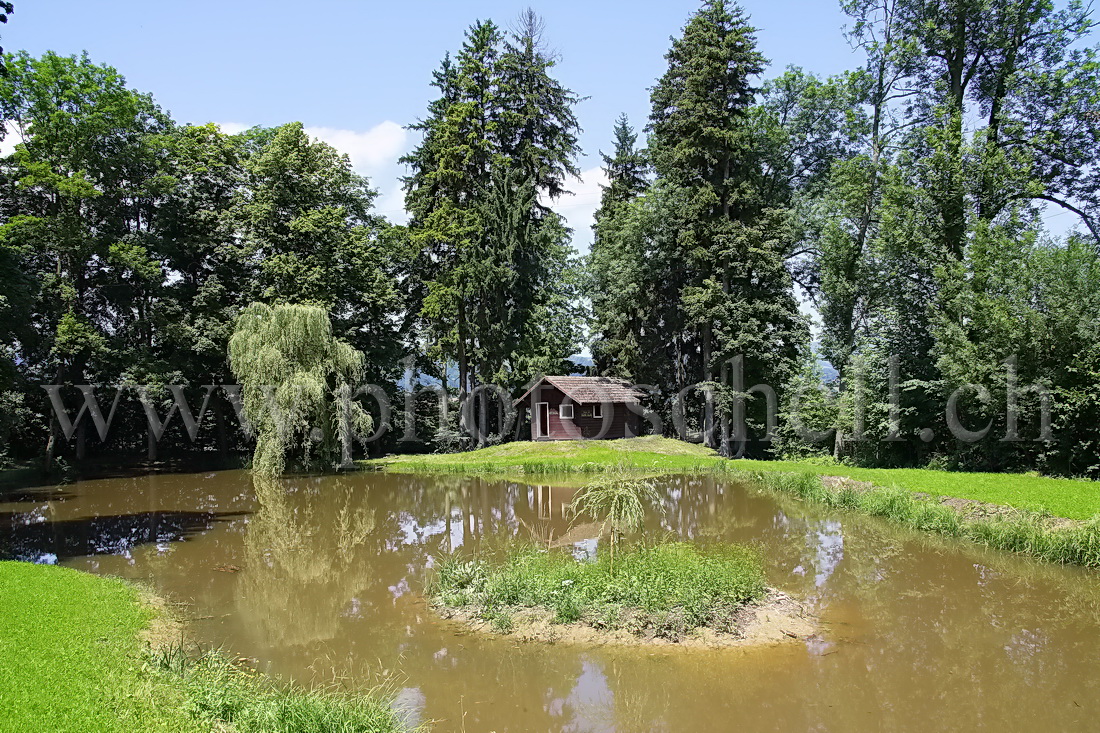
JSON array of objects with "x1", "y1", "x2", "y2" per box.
[{"x1": 2, "y1": 470, "x2": 1099, "y2": 731}]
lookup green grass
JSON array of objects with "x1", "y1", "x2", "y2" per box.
[
  {"x1": 0, "y1": 561, "x2": 416, "y2": 733},
  {"x1": 751, "y1": 471, "x2": 1100, "y2": 567},
  {"x1": 362, "y1": 436, "x2": 726, "y2": 474},
  {"x1": 430, "y1": 542, "x2": 767, "y2": 640},
  {"x1": 729, "y1": 459, "x2": 1100, "y2": 521},
  {"x1": 149, "y1": 647, "x2": 415, "y2": 733},
  {"x1": 367, "y1": 436, "x2": 1100, "y2": 520},
  {"x1": 0, "y1": 561, "x2": 199, "y2": 733}
]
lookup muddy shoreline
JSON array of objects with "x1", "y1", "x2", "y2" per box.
[{"x1": 434, "y1": 589, "x2": 816, "y2": 649}]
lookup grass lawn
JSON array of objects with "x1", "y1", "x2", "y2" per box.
[
  {"x1": 367, "y1": 436, "x2": 1100, "y2": 520},
  {"x1": 732, "y1": 459, "x2": 1100, "y2": 521},
  {"x1": 364, "y1": 435, "x2": 727, "y2": 473},
  {"x1": 0, "y1": 561, "x2": 200, "y2": 733},
  {"x1": 0, "y1": 561, "x2": 416, "y2": 733}
]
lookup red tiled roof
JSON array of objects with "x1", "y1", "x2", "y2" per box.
[{"x1": 513, "y1": 376, "x2": 646, "y2": 406}]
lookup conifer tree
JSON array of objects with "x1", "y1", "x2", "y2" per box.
[
  {"x1": 589, "y1": 114, "x2": 650, "y2": 375},
  {"x1": 647, "y1": 0, "x2": 806, "y2": 454}
]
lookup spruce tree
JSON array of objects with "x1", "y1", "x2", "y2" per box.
[
  {"x1": 589, "y1": 114, "x2": 650, "y2": 375},
  {"x1": 647, "y1": 0, "x2": 805, "y2": 455}
]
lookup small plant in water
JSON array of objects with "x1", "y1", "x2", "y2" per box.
[{"x1": 572, "y1": 474, "x2": 660, "y2": 574}]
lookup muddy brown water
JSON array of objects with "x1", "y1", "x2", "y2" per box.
[{"x1": 3, "y1": 470, "x2": 1100, "y2": 732}]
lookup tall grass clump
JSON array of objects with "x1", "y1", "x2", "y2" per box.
[
  {"x1": 430, "y1": 542, "x2": 767, "y2": 640},
  {"x1": 748, "y1": 469, "x2": 1100, "y2": 567},
  {"x1": 147, "y1": 647, "x2": 416, "y2": 733}
]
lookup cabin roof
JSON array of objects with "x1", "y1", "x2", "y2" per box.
[{"x1": 514, "y1": 376, "x2": 646, "y2": 406}]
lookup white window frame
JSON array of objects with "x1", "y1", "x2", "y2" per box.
[
  {"x1": 592, "y1": 403, "x2": 603, "y2": 419},
  {"x1": 560, "y1": 403, "x2": 574, "y2": 420}
]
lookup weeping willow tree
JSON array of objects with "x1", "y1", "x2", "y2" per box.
[
  {"x1": 572, "y1": 475, "x2": 659, "y2": 574},
  {"x1": 228, "y1": 303, "x2": 373, "y2": 476}
]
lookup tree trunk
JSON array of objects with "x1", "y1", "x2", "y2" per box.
[
  {"x1": 457, "y1": 303, "x2": 470, "y2": 438},
  {"x1": 702, "y1": 321, "x2": 715, "y2": 449}
]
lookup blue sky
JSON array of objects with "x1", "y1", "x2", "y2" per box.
[{"x1": 11, "y1": 1, "x2": 863, "y2": 252}]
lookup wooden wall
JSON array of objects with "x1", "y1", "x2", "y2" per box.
[{"x1": 525, "y1": 387, "x2": 642, "y2": 441}]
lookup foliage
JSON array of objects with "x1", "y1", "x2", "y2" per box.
[
  {"x1": 430, "y1": 542, "x2": 767, "y2": 640},
  {"x1": 228, "y1": 303, "x2": 372, "y2": 476},
  {"x1": 0, "y1": 50, "x2": 405, "y2": 466},
  {"x1": 790, "y1": 0, "x2": 1100, "y2": 477},
  {"x1": 401, "y1": 12, "x2": 583, "y2": 443},
  {"x1": 589, "y1": 1, "x2": 814, "y2": 456}
]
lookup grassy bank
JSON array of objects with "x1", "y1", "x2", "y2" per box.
[
  {"x1": 750, "y1": 471, "x2": 1100, "y2": 567},
  {"x1": 0, "y1": 561, "x2": 199, "y2": 732},
  {"x1": 731, "y1": 459, "x2": 1100, "y2": 521},
  {"x1": 367, "y1": 437, "x2": 1100, "y2": 520},
  {"x1": 0, "y1": 561, "x2": 416, "y2": 733},
  {"x1": 149, "y1": 648, "x2": 414, "y2": 733},
  {"x1": 430, "y1": 542, "x2": 767, "y2": 641},
  {"x1": 363, "y1": 436, "x2": 726, "y2": 474}
]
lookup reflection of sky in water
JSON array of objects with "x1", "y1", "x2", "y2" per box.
[
  {"x1": 813, "y1": 520, "x2": 844, "y2": 588},
  {"x1": 449, "y1": 509, "x2": 464, "y2": 550},
  {"x1": 388, "y1": 578, "x2": 410, "y2": 600},
  {"x1": 554, "y1": 658, "x2": 615, "y2": 733},
  {"x1": 1005, "y1": 628, "x2": 1047, "y2": 663},
  {"x1": 397, "y1": 514, "x2": 446, "y2": 546},
  {"x1": 393, "y1": 686, "x2": 426, "y2": 729},
  {"x1": 342, "y1": 597, "x2": 362, "y2": 618},
  {"x1": 572, "y1": 537, "x2": 598, "y2": 561},
  {"x1": 396, "y1": 509, "x2": 471, "y2": 552}
]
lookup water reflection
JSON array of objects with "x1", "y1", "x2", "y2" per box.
[
  {"x1": 0, "y1": 509, "x2": 239, "y2": 563},
  {"x1": 7, "y1": 470, "x2": 1100, "y2": 731}
]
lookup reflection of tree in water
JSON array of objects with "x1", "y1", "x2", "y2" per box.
[
  {"x1": 238, "y1": 475, "x2": 378, "y2": 649},
  {"x1": 225, "y1": 471, "x2": 1100, "y2": 730}
]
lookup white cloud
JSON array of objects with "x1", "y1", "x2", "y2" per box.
[
  {"x1": 212, "y1": 121, "x2": 250, "y2": 135},
  {"x1": 552, "y1": 166, "x2": 607, "y2": 255},
  {"x1": 0, "y1": 121, "x2": 25, "y2": 157},
  {"x1": 209, "y1": 119, "x2": 413, "y2": 223},
  {"x1": 305, "y1": 122, "x2": 411, "y2": 224},
  {"x1": 305, "y1": 121, "x2": 408, "y2": 177}
]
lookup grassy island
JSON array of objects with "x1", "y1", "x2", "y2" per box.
[{"x1": 427, "y1": 542, "x2": 809, "y2": 645}]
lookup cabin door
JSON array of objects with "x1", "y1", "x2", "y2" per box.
[{"x1": 535, "y1": 402, "x2": 550, "y2": 438}]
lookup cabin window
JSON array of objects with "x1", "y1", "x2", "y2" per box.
[
  {"x1": 560, "y1": 403, "x2": 574, "y2": 420},
  {"x1": 592, "y1": 403, "x2": 603, "y2": 419}
]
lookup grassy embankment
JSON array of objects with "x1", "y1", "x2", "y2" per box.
[
  {"x1": 0, "y1": 561, "x2": 416, "y2": 733},
  {"x1": 369, "y1": 436, "x2": 1100, "y2": 566},
  {"x1": 367, "y1": 436, "x2": 1100, "y2": 520},
  {"x1": 430, "y1": 542, "x2": 768, "y2": 641}
]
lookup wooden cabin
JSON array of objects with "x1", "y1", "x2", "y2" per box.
[{"x1": 513, "y1": 376, "x2": 645, "y2": 441}]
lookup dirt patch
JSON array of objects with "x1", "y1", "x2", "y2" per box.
[
  {"x1": 820, "y1": 475, "x2": 875, "y2": 493},
  {"x1": 435, "y1": 589, "x2": 815, "y2": 649},
  {"x1": 918, "y1": 494, "x2": 1083, "y2": 529},
  {"x1": 136, "y1": 586, "x2": 190, "y2": 651}
]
